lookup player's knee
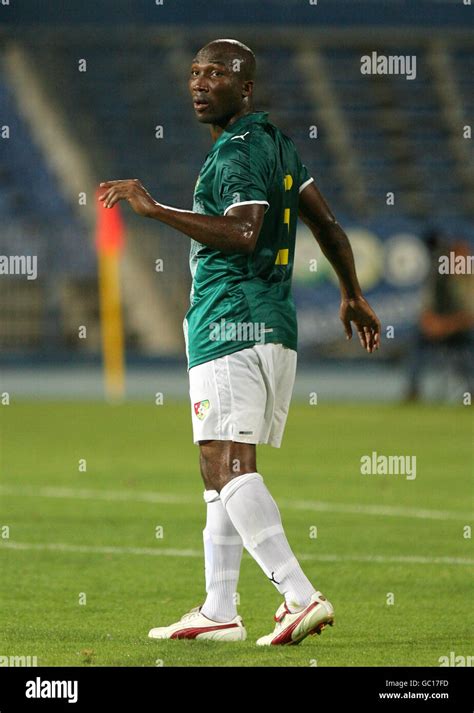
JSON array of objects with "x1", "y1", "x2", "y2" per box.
[{"x1": 198, "y1": 439, "x2": 256, "y2": 492}]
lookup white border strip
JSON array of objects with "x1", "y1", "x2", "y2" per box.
[
  {"x1": 223, "y1": 200, "x2": 269, "y2": 216},
  {"x1": 299, "y1": 176, "x2": 314, "y2": 193}
]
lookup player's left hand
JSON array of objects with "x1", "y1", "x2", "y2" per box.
[
  {"x1": 98, "y1": 179, "x2": 157, "y2": 217},
  {"x1": 340, "y1": 296, "x2": 381, "y2": 353}
]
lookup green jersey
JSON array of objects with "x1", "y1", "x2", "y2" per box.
[{"x1": 184, "y1": 111, "x2": 313, "y2": 369}]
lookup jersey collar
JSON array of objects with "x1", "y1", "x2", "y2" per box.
[{"x1": 212, "y1": 111, "x2": 269, "y2": 149}]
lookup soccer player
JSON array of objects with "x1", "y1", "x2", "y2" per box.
[{"x1": 99, "y1": 39, "x2": 381, "y2": 645}]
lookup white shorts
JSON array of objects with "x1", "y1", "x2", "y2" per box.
[{"x1": 188, "y1": 343, "x2": 297, "y2": 448}]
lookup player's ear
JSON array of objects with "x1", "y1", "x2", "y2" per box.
[{"x1": 242, "y1": 80, "x2": 253, "y2": 98}]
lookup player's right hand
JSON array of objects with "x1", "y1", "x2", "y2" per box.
[{"x1": 98, "y1": 179, "x2": 157, "y2": 217}]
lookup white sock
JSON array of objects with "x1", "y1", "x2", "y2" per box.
[
  {"x1": 200, "y1": 489, "x2": 243, "y2": 623},
  {"x1": 220, "y1": 473, "x2": 316, "y2": 612}
]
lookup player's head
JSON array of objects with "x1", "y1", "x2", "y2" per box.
[{"x1": 189, "y1": 39, "x2": 256, "y2": 124}]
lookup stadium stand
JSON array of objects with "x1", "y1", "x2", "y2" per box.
[{"x1": 0, "y1": 28, "x2": 472, "y2": 358}]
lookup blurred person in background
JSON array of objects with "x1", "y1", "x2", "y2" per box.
[{"x1": 406, "y1": 231, "x2": 474, "y2": 401}]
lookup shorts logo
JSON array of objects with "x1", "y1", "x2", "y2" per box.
[{"x1": 194, "y1": 399, "x2": 210, "y2": 421}]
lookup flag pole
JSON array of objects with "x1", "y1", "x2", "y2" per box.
[{"x1": 95, "y1": 190, "x2": 126, "y2": 402}]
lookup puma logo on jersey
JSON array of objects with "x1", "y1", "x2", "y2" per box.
[{"x1": 230, "y1": 131, "x2": 250, "y2": 141}]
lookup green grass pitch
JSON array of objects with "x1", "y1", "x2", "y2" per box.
[{"x1": 0, "y1": 401, "x2": 472, "y2": 666}]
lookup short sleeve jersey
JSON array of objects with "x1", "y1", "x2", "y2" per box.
[{"x1": 184, "y1": 111, "x2": 313, "y2": 369}]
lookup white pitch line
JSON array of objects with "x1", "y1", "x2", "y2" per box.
[
  {"x1": 0, "y1": 485, "x2": 193, "y2": 505},
  {"x1": 0, "y1": 484, "x2": 471, "y2": 522},
  {"x1": 0, "y1": 541, "x2": 201, "y2": 558},
  {"x1": 0, "y1": 541, "x2": 472, "y2": 566},
  {"x1": 278, "y1": 498, "x2": 473, "y2": 522}
]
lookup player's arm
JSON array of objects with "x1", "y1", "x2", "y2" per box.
[
  {"x1": 98, "y1": 179, "x2": 264, "y2": 255},
  {"x1": 298, "y1": 180, "x2": 381, "y2": 353},
  {"x1": 420, "y1": 309, "x2": 474, "y2": 340}
]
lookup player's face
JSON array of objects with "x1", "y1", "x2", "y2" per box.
[{"x1": 189, "y1": 56, "x2": 244, "y2": 124}]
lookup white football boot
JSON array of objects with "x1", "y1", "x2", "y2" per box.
[
  {"x1": 148, "y1": 604, "x2": 247, "y2": 642},
  {"x1": 256, "y1": 591, "x2": 334, "y2": 646}
]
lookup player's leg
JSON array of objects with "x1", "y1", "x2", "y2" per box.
[
  {"x1": 148, "y1": 469, "x2": 246, "y2": 640},
  {"x1": 200, "y1": 437, "x2": 333, "y2": 645},
  {"x1": 185, "y1": 352, "x2": 264, "y2": 627},
  {"x1": 203, "y1": 440, "x2": 316, "y2": 611},
  {"x1": 199, "y1": 442, "x2": 250, "y2": 623},
  {"x1": 208, "y1": 344, "x2": 333, "y2": 645},
  {"x1": 189, "y1": 364, "x2": 254, "y2": 626},
  {"x1": 148, "y1": 362, "x2": 249, "y2": 641},
  {"x1": 405, "y1": 332, "x2": 428, "y2": 401},
  {"x1": 190, "y1": 349, "x2": 320, "y2": 628}
]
